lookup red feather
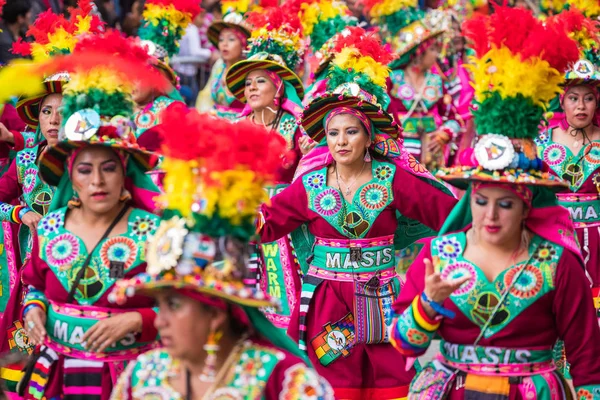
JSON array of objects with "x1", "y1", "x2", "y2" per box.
[
  {"x1": 145, "y1": 0, "x2": 202, "y2": 19},
  {"x1": 68, "y1": 0, "x2": 106, "y2": 35},
  {"x1": 11, "y1": 38, "x2": 32, "y2": 56},
  {"x1": 25, "y1": 10, "x2": 71, "y2": 45},
  {"x1": 158, "y1": 105, "x2": 287, "y2": 178},
  {"x1": 246, "y1": 5, "x2": 302, "y2": 35},
  {"x1": 332, "y1": 26, "x2": 395, "y2": 64},
  {"x1": 462, "y1": 15, "x2": 489, "y2": 57}
]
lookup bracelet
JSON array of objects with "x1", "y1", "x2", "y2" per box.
[
  {"x1": 421, "y1": 292, "x2": 455, "y2": 319},
  {"x1": 22, "y1": 303, "x2": 44, "y2": 319},
  {"x1": 18, "y1": 207, "x2": 31, "y2": 221}
]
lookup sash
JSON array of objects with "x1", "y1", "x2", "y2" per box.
[
  {"x1": 439, "y1": 341, "x2": 555, "y2": 377},
  {"x1": 556, "y1": 193, "x2": 600, "y2": 228},
  {"x1": 45, "y1": 301, "x2": 156, "y2": 362}
]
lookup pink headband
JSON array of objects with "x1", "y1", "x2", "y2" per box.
[
  {"x1": 264, "y1": 70, "x2": 283, "y2": 99},
  {"x1": 324, "y1": 107, "x2": 373, "y2": 139},
  {"x1": 415, "y1": 37, "x2": 438, "y2": 58},
  {"x1": 220, "y1": 28, "x2": 248, "y2": 50},
  {"x1": 472, "y1": 182, "x2": 533, "y2": 208}
]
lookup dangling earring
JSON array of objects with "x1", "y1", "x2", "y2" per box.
[
  {"x1": 200, "y1": 330, "x2": 223, "y2": 382},
  {"x1": 119, "y1": 188, "x2": 132, "y2": 203},
  {"x1": 68, "y1": 191, "x2": 81, "y2": 209},
  {"x1": 364, "y1": 148, "x2": 372, "y2": 162},
  {"x1": 273, "y1": 96, "x2": 280, "y2": 107}
]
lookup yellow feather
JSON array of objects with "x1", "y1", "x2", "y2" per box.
[{"x1": 0, "y1": 60, "x2": 45, "y2": 104}]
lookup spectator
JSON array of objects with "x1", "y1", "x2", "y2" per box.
[{"x1": 0, "y1": 0, "x2": 32, "y2": 64}]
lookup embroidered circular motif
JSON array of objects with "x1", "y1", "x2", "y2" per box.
[
  {"x1": 46, "y1": 234, "x2": 79, "y2": 267},
  {"x1": 17, "y1": 151, "x2": 35, "y2": 165},
  {"x1": 25, "y1": 137, "x2": 35, "y2": 147},
  {"x1": 210, "y1": 388, "x2": 244, "y2": 399},
  {"x1": 423, "y1": 86, "x2": 439, "y2": 102},
  {"x1": 436, "y1": 236, "x2": 462, "y2": 259},
  {"x1": 135, "y1": 110, "x2": 157, "y2": 129},
  {"x1": 307, "y1": 174, "x2": 325, "y2": 189},
  {"x1": 406, "y1": 328, "x2": 429, "y2": 345},
  {"x1": 504, "y1": 265, "x2": 543, "y2": 299},
  {"x1": 313, "y1": 188, "x2": 341, "y2": 216},
  {"x1": 131, "y1": 216, "x2": 157, "y2": 239},
  {"x1": 543, "y1": 144, "x2": 566, "y2": 166},
  {"x1": 22, "y1": 168, "x2": 38, "y2": 193},
  {"x1": 577, "y1": 388, "x2": 593, "y2": 400},
  {"x1": 398, "y1": 84, "x2": 415, "y2": 100},
  {"x1": 32, "y1": 189, "x2": 53, "y2": 215},
  {"x1": 0, "y1": 203, "x2": 12, "y2": 213},
  {"x1": 40, "y1": 211, "x2": 63, "y2": 235},
  {"x1": 359, "y1": 184, "x2": 389, "y2": 210},
  {"x1": 533, "y1": 243, "x2": 556, "y2": 262},
  {"x1": 374, "y1": 165, "x2": 393, "y2": 181},
  {"x1": 100, "y1": 237, "x2": 138, "y2": 268},
  {"x1": 585, "y1": 142, "x2": 600, "y2": 164},
  {"x1": 440, "y1": 262, "x2": 476, "y2": 295}
]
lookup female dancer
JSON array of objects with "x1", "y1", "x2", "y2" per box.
[
  {"x1": 392, "y1": 8, "x2": 600, "y2": 398},
  {"x1": 110, "y1": 108, "x2": 333, "y2": 399},
  {"x1": 258, "y1": 29, "x2": 457, "y2": 399}
]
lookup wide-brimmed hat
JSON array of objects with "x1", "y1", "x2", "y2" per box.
[
  {"x1": 391, "y1": 10, "x2": 448, "y2": 59},
  {"x1": 16, "y1": 72, "x2": 69, "y2": 129},
  {"x1": 436, "y1": 7, "x2": 579, "y2": 190},
  {"x1": 207, "y1": 13, "x2": 251, "y2": 48}
]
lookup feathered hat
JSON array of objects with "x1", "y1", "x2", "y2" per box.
[
  {"x1": 294, "y1": 0, "x2": 357, "y2": 55},
  {"x1": 29, "y1": 30, "x2": 169, "y2": 186},
  {"x1": 541, "y1": 0, "x2": 600, "y2": 19},
  {"x1": 10, "y1": 0, "x2": 104, "y2": 128},
  {"x1": 110, "y1": 105, "x2": 288, "y2": 308},
  {"x1": 226, "y1": 4, "x2": 306, "y2": 101},
  {"x1": 138, "y1": 0, "x2": 202, "y2": 86},
  {"x1": 436, "y1": 6, "x2": 580, "y2": 189},
  {"x1": 300, "y1": 26, "x2": 401, "y2": 157}
]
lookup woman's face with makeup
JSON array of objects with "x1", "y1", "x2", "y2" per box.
[
  {"x1": 70, "y1": 145, "x2": 125, "y2": 214},
  {"x1": 39, "y1": 94, "x2": 63, "y2": 146}
]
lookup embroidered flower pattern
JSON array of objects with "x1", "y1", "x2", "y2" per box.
[
  {"x1": 307, "y1": 173, "x2": 325, "y2": 190},
  {"x1": 314, "y1": 188, "x2": 341, "y2": 217},
  {"x1": 17, "y1": 151, "x2": 35, "y2": 165},
  {"x1": 505, "y1": 265, "x2": 543, "y2": 299},
  {"x1": 436, "y1": 236, "x2": 462, "y2": 259},
  {"x1": 40, "y1": 211, "x2": 63, "y2": 235},
  {"x1": 0, "y1": 203, "x2": 12, "y2": 213},
  {"x1": 100, "y1": 237, "x2": 138, "y2": 269},
  {"x1": 408, "y1": 155, "x2": 427, "y2": 174},
  {"x1": 131, "y1": 216, "x2": 157, "y2": 239},
  {"x1": 440, "y1": 262, "x2": 476, "y2": 295},
  {"x1": 359, "y1": 184, "x2": 389, "y2": 210},
  {"x1": 22, "y1": 168, "x2": 38, "y2": 193},
  {"x1": 585, "y1": 142, "x2": 600, "y2": 165},
  {"x1": 46, "y1": 234, "x2": 79, "y2": 267},
  {"x1": 374, "y1": 165, "x2": 393, "y2": 181},
  {"x1": 406, "y1": 328, "x2": 428, "y2": 345},
  {"x1": 534, "y1": 243, "x2": 556, "y2": 262}
]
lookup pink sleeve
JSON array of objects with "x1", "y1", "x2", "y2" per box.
[
  {"x1": 553, "y1": 250, "x2": 600, "y2": 388},
  {"x1": 392, "y1": 168, "x2": 456, "y2": 231},
  {"x1": 137, "y1": 308, "x2": 158, "y2": 342},
  {"x1": 264, "y1": 356, "x2": 334, "y2": 399},
  {"x1": 0, "y1": 104, "x2": 26, "y2": 133},
  {"x1": 0, "y1": 159, "x2": 21, "y2": 203},
  {"x1": 22, "y1": 232, "x2": 47, "y2": 291},
  {"x1": 259, "y1": 177, "x2": 310, "y2": 243}
]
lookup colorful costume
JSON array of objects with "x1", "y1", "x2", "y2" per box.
[
  {"x1": 134, "y1": 0, "x2": 198, "y2": 148},
  {"x1": 109, "y1": 108, "x2": 333, "y2": 400},
  {"x1": 196, "y1": 2, "x2": 252, "y2": 120},
  {"x1": 392, "y1": 8, "x2": 600, "y2": 398},
  {"x1": 258, "y1": 31, "x2": 457, "y2": 399},
  {"x1": 225, "y1": 6, "x2": 306, "y2": 331},
  {"x1": 0, "y1": 4, "x2": 105, "y2": 387},
  {"x1": 13, "y1": 31, "x2": 167, "y2": 399}
]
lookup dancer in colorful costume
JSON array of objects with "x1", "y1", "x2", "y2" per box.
[
  {"x1": 537, "y1": 13, "x2": 600, "y2": 374},
  {"x1": 257, "y1": 28, "x2": 457, "y2": 399},
  {"x1": 0, "y1": 4, "x2": 104, "y2": 389},
  {"x1": 196, "y1": 0, "x2": 251, "y2": 120},
  {"x1": 390, "y1": 7, "x2": 600, "y2": 399},
  {"x1": 365, "y1": 0, "x2": 462, "y2": 172},
  {"x1": 109, "y1": 106, "x2": 334, "y2": 400},
  {"x1": 225, "y1": 4, "x2": 306, "y2": 332},
  {"x1": 133, "y1": 0, "x2": 198, "y2": 149},
  {"x1": 15, "y1": 31, "x2": 167, "y2": 399}
]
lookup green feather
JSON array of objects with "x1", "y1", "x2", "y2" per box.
[
  {"x1": 473, "y1": 92, "x2": 543, "y2": 139},
  {"x1": 62, "y1": 89, "x2": 133, "y2": 123},
  {"x1": 327, "y1": 65, "x2": 388, "y2": 107},
  {"x1": 138, "y1": 21, "x2": 183, "y2": 58},
  {"x1": 248, "y1": 38, "x2": 301, "y2": 71},
  {"x1": 310, "y1": 16, "x2": 357, "y2": 52},
  {"x1": 381, "y1": 8, "x2": 424, "y2": 36}
]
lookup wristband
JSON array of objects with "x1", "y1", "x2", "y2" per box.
[
  {"x1": 421, "y1": 292, "x2": 455, "y2": 319},
  {"x1": 18, "y1": 207, "x2": 31, "y2": 221}
]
